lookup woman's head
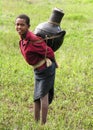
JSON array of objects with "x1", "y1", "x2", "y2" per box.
[
  {"x1": 15, "y1": 14, "x2": 30, "y2": 36},
  {"x1": 16, "y1": 14, "x2": 30, "y2": 26}
]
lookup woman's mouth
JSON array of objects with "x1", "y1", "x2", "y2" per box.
[{"x1": 17, "y1": 30, "x2": 23, "y2": 34}]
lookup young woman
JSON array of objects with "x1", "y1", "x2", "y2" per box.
[{"x1": 15, "y1": 14, "x2": 57, "y2": 125}]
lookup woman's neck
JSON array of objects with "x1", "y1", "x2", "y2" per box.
[{"x1": 21, "y1": 31, "x2": 28, "y2": 39}]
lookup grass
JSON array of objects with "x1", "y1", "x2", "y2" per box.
[{"x1": 0, "y1": 0, "x2": 93, "y2": 129}]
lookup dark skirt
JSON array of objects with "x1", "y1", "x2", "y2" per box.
[{"x1": 34, "y1": 61, "x2": 56, "y2": 104}]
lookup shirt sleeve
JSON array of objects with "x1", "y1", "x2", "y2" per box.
[
  {"x1": 28, "y1": 31, "x2": 54, "y2": 59},
  {"x1": 24, "y1": 40, "x2": 55, "y2": 65},
  {"x1": 19, "y1": 31, "x2": 55, "y2": 65},
  {"x1": 30, "y1": 40, "x2": 54, "y2": 59}
]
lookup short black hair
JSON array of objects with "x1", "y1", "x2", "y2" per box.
[{"x1": 16, "y1": 14, "x2": 30, "y2": 26}]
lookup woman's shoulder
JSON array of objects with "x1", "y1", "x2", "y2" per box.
[
  {"x1": 26, "y1": 31, "x2": 45, "y2": 45},
  {"x1": 26, "y1": 31, "x2": 38, "y2": 40}
]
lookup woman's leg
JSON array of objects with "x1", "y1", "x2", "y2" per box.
[
  {"x1": 40, "y1": 93, "x2": 49, "y2": 125},
  {"x1": 34, "y1": 100, "x2": 41, "y2": 122}
]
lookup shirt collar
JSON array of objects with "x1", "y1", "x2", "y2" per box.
[
  {"x1": 20, "y1": 31, "x2": 31, "y2": 40},
  {"x1": 20, "y1": 31, "x2": 31, "y2": 46}
]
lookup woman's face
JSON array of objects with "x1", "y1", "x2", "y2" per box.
[{"x1": 15, "y1": 18, "x2": 29, "y2": 36}]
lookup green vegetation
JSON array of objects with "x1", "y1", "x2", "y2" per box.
[{"x1": 0, "y1": 0, "x2": 93, "y2": 129}]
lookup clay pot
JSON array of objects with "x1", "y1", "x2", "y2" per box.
[{"x1": 34, "y1": 8, "x2": 66, "y2": 51}]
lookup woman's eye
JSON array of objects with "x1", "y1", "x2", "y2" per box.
[{"x1": 16, "y1": 23, "x2": 25, "y2": 26}]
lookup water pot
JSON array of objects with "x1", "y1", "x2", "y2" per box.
[{"x1": 34, "y1": 7, "x2": 66, "y2": 51}]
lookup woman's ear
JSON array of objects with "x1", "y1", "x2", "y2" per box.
[{"x1": 28, "y1": 24, "x2": 30, "y2": 28}]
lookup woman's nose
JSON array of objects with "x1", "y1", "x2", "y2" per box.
[{"x1": 18, "y1": 25, "x2": 21, "y2": 29}]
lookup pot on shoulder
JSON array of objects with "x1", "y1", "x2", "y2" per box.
[{"x1": 34, "y1": 7, "x2": 66, "y2": 51}]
